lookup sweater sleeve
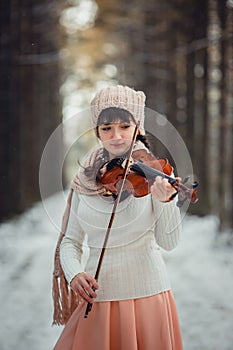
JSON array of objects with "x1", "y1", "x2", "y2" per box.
[
  {"x1": 60, "y1": 192, "x2": 86, "y2": 284},
  {"x1": 152, "y1": 196, "x2": 182, "y2": 251}
]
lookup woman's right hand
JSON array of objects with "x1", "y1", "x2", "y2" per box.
[{"x1": 70, "y1": 272, "x2": 99, "y2": 304}]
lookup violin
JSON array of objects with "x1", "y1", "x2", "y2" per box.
[{"x1": 100, "y1": 149, "x2": 198, "y2": 207}]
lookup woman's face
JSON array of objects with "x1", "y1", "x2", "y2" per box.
[{"x1": 98, "y1": 121, "x2": 136, "y2": 159}]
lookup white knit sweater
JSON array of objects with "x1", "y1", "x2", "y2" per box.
[{"x1": 60, "y1": 192, "x2": 182, "y2": 302}]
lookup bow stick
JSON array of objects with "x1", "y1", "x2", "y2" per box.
[{"x1": 84, "y1": 122, "x2": 140, "y2": 318}]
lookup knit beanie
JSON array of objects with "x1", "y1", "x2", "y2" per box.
[{"x1": 90, "y1": 85, "x2": 146, "y2": 134}]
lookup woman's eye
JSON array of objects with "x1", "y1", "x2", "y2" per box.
[
  {"x1": 100, "y1": 126, "x2": 111, "y2": 131},
  {"x1": 121, "y1": 124, "x2": 131, "y2": 129}
]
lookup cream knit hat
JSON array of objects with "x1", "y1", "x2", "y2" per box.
[{"x1": 90, "y1": 85, "x2": 146, "y2": 134}]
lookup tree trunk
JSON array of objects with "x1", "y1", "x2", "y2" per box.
[
  {"x1": 218, "y1": 0, "x2": 233, "y2": 231},
  {"x1": 207, "y1": 0, "x2": 222, "y2": 215},
  {"x1": 0, "y1": 0, "x2": 64, "y2": 221}
]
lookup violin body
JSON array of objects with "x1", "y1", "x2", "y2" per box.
[
  {"x1": 100, "y1": 149, "x2": 198, "y2": 206},
  {"x1": 101, "y1": 162, "x2": 150, "y2": 198}
]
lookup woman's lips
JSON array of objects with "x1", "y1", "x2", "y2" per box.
[{"x1": 110, "y1": 143, "x2": 124, "y2": 147}]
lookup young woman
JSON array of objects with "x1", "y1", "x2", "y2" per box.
[{"x1": 53, "y1": 85, "x2": 183, "y2": 349}]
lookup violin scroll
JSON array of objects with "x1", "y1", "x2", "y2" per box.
[{"x1": 175, "y1": 179, "x2": 199, "y2": 207}]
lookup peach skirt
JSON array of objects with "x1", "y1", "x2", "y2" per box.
[{"x1": 54, "y1": 291, "x2": 183, "y2": 350}]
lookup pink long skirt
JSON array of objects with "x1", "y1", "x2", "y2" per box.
[{"x1": 54, "y1": 291, "x2": 183, "y2": 350}]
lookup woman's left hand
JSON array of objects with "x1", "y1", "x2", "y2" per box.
[{"x1": 150, "y1": 176, "x2": 180, "y2": 202}]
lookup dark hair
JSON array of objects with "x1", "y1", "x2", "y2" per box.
[
  {"x1": 84, "y1": 107, "x2": 151, "y2": 179},
  {"x1": 137, "y1": 134, "x2": 150, "y2": 150},
  {"x1": 96, "y1": 107, "x2": 134, "y2": 136}
]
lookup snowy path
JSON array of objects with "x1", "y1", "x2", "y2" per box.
[{"x1": 0, "y1": 194, "x2": 233, "y2": 350}]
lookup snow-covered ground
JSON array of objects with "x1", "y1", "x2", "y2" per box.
[{"x1": 0, "y1": 193, "x2": 233, "y2": 350}]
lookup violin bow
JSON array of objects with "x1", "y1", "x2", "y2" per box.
[{"x1": 84, "y1": 122, "x2": 140, "y2": 318}]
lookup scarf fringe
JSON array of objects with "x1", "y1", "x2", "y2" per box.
[
  {"x1": 52, "y1": 190, "x2": 78, "y2": 326},
  {"x1": 52, "y1": 272, "x2": 77, "y2": 326}
]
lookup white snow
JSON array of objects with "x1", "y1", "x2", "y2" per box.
[{"x1": 0, "y1": 193, "x2": 233, "y2": 350}]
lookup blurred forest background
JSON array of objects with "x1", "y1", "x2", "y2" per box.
[{"x1": 0, "y1": 0, "x2": 232, "y2": 233}]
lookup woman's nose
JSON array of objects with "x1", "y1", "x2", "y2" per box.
[{"x1": 112, "y1": 127, "x2": 121, "y2": 139}]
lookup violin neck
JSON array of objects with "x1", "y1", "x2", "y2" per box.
[{"x1": 131, "y1": 161, "x2": 173, "y2": 182}]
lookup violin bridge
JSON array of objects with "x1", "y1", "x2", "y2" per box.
[{"x1": 121, "y1": 157, "x2": 134, "y2": 169}]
